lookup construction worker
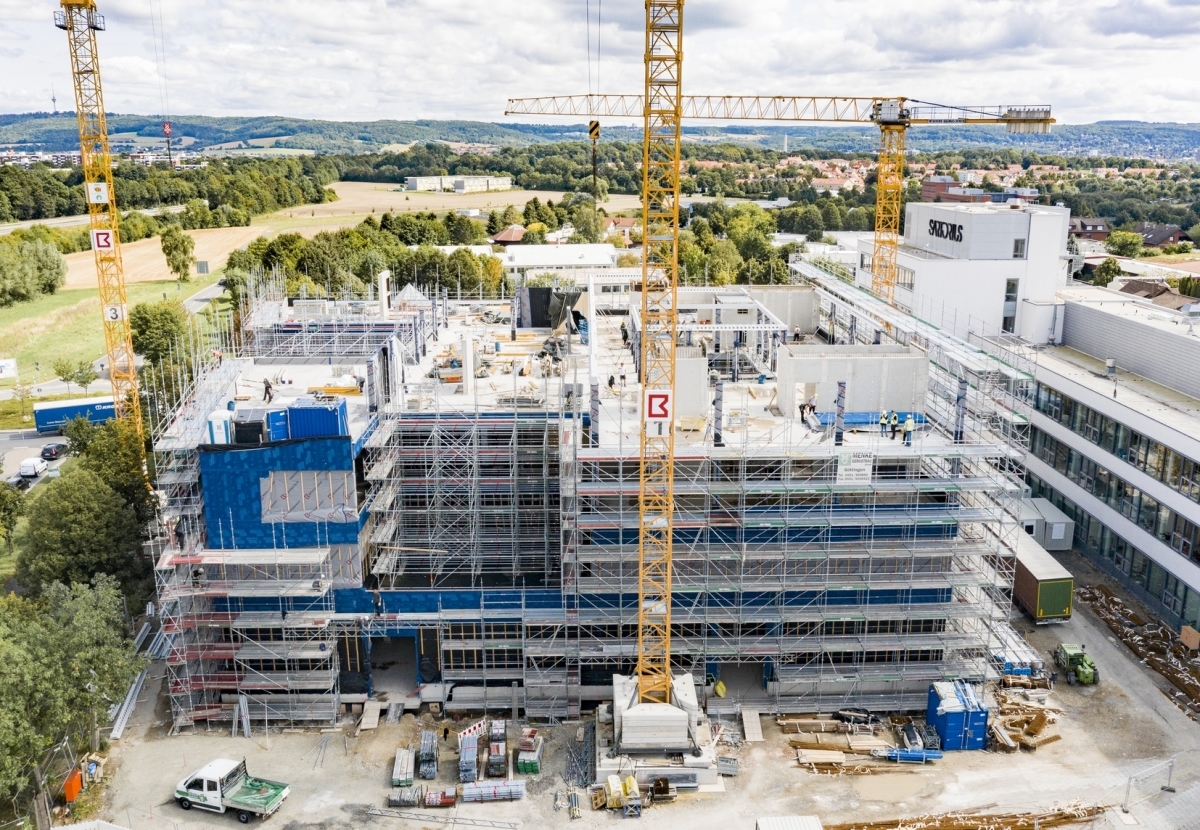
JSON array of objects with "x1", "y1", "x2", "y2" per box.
[
  {"x1": 889, "y1": 410, "x2": 899, "y2": 440},
  {"x1": 262, "y1": 377, "x2": 274, "y2": 403},
  {"x1": 903, "y1": 414, "x2": 916, "y2": 446},
  {"x1": 619, "y1": 361, "x2": 627, "y2": 387},
  {"x1": 878, "y1": 411, "x2": 887, "y2": 436}
]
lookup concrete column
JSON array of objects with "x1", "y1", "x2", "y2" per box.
[
  {"x1": 835, "y1": 380, "x2": 846, "y2": 446},
  {"x1": 589, "y1": 381, "x2": 600, "y2": 447},
  {"x1": 377, "y1": 269, "x2": 391, "y2": 319},
  {"x1": 713, "y1": 382, "x2": 724, "y2": 448}
]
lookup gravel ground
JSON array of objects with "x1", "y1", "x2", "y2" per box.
[{"x1": 96, "y1": 575, "x2": 1200, "y2": 830}]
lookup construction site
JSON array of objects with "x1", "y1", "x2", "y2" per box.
[{"x1": 36, "y1": 1, "x2": 1200, "y2": 829}]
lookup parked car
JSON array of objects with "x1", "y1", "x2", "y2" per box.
[
  {"x1": 19, "y1": 457, "x2": 49, "y2": 478},
  {"x1": 4, "y1": 473, "x2": 31, "y2": 492},
  {"x1": 41, "y1": 442, "x2": 69, "y2": 460}
]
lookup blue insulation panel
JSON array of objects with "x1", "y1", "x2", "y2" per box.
[{"x1": 199, "y1": 436, "x2": 358, "y2": 549}]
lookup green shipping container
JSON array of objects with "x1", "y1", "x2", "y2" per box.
[{"x1": 1013, "y1": 535, "x2": 1073, "y2": 622}]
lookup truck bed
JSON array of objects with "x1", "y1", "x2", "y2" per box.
[{"x1": 226, "y1": 777, "x2": 289, "y2": 813}]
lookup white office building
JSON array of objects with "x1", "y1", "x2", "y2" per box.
[
  {"x1": 1023, "y1": 286, "x2": 1200, "y2": 630},
  {"x1": 499, "y1": 243, "x2": 619, "y2": 277},
  {"x1": 856, "y1": 201, "x2": 1074, "y2": 342},
  {"x1": 405, "y1": 175, "x2": 512, "y2": 193}
]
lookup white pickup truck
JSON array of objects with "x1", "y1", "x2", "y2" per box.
[{"x1": 175, "y1": 759, "x2": 289, "y2": 823}]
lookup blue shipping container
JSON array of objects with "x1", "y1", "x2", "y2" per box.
[
  {"x1": 265, "y1": 409, "x2": 290, "y2": 442},
  {"x1": 33, "y1": 397, "x2": 116, "y2": 434},
  {"x1": 926, "y1": 681, "x2": 988, "y2": 751},
  {"x1": 287, "y1": 398, "x2": 348, "y2": 438}
]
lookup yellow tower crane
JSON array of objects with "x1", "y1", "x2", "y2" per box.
[
  {"x1": 634, "y1": 0, "x2": 685, "y2": 706},
  {"x1": 505, "y1": 95, "x2": 1053, "y2": 304},
  {"x1": 55, "y1": 0, "x2": 143, "y2": 434}
]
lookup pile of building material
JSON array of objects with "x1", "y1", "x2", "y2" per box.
[
  {"x1": 517, "y1": 734, "x2": 545, "y2": 774},
  {"x1": 823, "y1": 802, "x2": 1104, "y2": 829},
  {"x1": 991, "y1": 689, "x2": 1063, "y2": 751},
  {"x1": 990, "y1": 622, "x2": 1047, "y2": 678},
  {"x1": 1078, "y1": 585, "x2": 1200, "y2": 717},
  {"x1": 418, "y1": 731, "x2": 438, "y2": 780},
  {"x1": 387, "y1": 786, "x2": 422, "y2": 807},
  {"x1": 459, "y1": 733, "x2": 479, "y2": 783},
  {"x1": 787, "y1": 733, "x2": 891, "y2": 754},
  {"x1": 462, "y1": 781, "x2": 525, "y2": 802},
  {"x1": 487, "y1": 720, "x2": 507, "y2": 779},
  {"x1": 424, "y1": 788, "x2": 457, "y2": 808},
  {"x1": 391, "y1": 748, "x2": 414, "y2": 788}
]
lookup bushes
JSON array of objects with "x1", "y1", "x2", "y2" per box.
[{"x1": 0, "y1": 239, "x2": 68, "y2": 307}]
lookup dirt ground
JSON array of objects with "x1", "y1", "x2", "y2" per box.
[
  {"x1": 62, "y1": 183, "x2": 642, "y2": 290},
  {"x1": 93, "y1": 587, "x2": 1200, "y2": 830}
]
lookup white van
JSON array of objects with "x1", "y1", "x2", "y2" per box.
[{"x1": 19, "y1": 457, "x2": 48, "y2": 478}]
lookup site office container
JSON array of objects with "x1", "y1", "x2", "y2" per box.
[
  {"x1": 287, "y1": 397, "x2": 349, "y2": 438},
  {"x1": 1013, "y1": 534, "x2": 1073, "y2": 623},
  {"x1": 926, "y1": 680, "x2": 988, "y2": 750}
]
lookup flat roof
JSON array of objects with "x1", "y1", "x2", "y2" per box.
[
  {"x1": 499, "y1": 243, "x2": 618, "y2": 270},
  {"x1": 1034, "y1": 345, "x2": 1200, "y2": 440}
]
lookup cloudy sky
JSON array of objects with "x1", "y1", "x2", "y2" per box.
[{"x1": 1, "y1": 0, "x2": 1196, "y2": 125}]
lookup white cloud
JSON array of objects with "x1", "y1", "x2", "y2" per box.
[{"x1": 0, "y1": 0, "x2": 1192, "y2": 125}]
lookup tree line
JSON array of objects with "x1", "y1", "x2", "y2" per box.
[{"x1": 0, "y1": 156, "x2": 338, "y2": 223}]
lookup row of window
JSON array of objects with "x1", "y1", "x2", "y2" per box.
[
  {"x1": 1028, "y1": 474, "x2": 1200, "y2": 628},
  {"x1": 1030, "y1": 427, "x2": 1200, "y2": 565},
  {"x1": 442, "y1": 618, "x2": 949, "y2": 644},
  {"x1": 1030, "y1": 382, "x2": 1200, "y2": 505}
]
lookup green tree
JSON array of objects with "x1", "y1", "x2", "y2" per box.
[
  {"x1": 725, "y1": 204, "x2": 776, "y2": 262},
  {"x1": 53, "y1": 357, "x2": 76, "y2": 395},
  {"x1": 0, "y1": 577, "x2": 141, "y2": 793},
  {"x1": 1178, "y1": 276, "x2": 1200, "y2": 299},
  {"x1": 0, "y1": 482, "x2": 25, "y2": 555},
  {"x1": 73, "y1": 360, "x2": 98, "y2": 394},
  {"x1": 130, "y1": 299, "x2": 189, "y2": 364},
  {"x1": 1188, "y1": 225, "x2": 1200, "y2": 247},
  {"x1": 1104, "y1": 230, "x2": 1143, "y2": 258},
  {"x1": 63, "y1": 415, "x2": 99, "y2": 456},
  {"x1": 78, "y1": 418, "x2": 156, "y2": 525},
  {"x1": 0, "y1": 243, "x2": 39, "y2": 306},
  {"x1": 16, "y1": 469, "x2": 143, "y2": 595},
  {"x1": 20, "y1": 239, "x2": 67, "y2": 295},
  {"x1": 707, "y1": 239, "x2": 743, "y2": 285},
  {"x1": 1093, "y1": 257, "x2": 1122, "y2": 287},
  {"x1": 159, "y1": 225, "x2": 196, "y2": 281},
  {"x1": 486, "y1": 210, "x2": 504, "y2": 236}
]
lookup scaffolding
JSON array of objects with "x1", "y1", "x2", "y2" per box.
[
  {"x1": 155, "y1": 545, "x2": 339, "y2": 728},
  {"x1": 152, "y1": 274, "x2": 1031, "y2": 724},
  {"x1": 149, "y1": 273, "x2": 436, "y2": 729}
]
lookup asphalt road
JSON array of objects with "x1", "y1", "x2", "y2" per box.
[{"x1": 1, "y1": 428, "x2": 69, "y2": 491}]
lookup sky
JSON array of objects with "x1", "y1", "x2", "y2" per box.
[{"x1": 1, "y1": 0, "x2": 1197, "y2": 125}]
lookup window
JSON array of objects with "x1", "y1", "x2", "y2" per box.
[
  {"x1": 1004, "y1": 280, "x2": 1019, "y2": 303},
  {"x1": 1012, "y1": 239, "x2": 1027, "y2": 259},
  {"x1": 897, "y1": 266, "x2": 915, "y2": 290},
  {"x1": 1002, "y1": 316, "x2": 1016, "y2": 333}
]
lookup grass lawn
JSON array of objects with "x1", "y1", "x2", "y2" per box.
[{"x1": 0, "y1": 272, "x2": 224, "y2": 389}]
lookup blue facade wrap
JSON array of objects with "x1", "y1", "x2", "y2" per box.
[{"x1": 199, "y1": 436, "x2": 360, "y2": 549}]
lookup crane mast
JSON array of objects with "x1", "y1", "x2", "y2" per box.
[
  {"x1": 506, "y1": 94, "x2": 1052, "y2": 304},
  {"x1": 635, "y1": 0, "x2": 684, "y2": 706},
  {"x1": 55, "y1": 0, "x2": 143, "y2": 433}
]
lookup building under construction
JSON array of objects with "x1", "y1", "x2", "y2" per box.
[{"x1": 151, "y1": 270, "x2": 1027, "y2": 729}]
